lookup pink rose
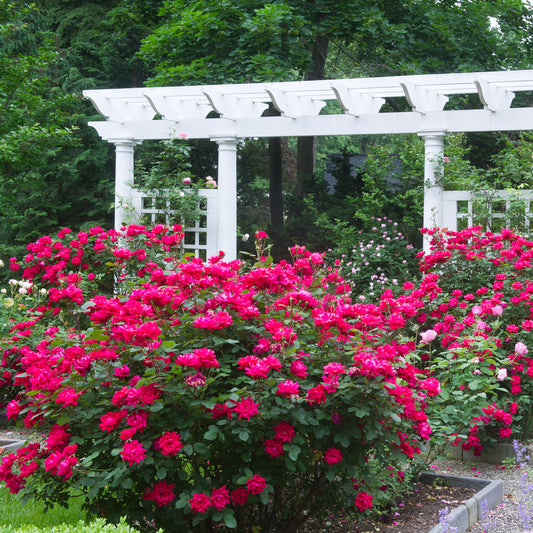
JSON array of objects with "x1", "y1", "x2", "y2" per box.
[
  {"x1": 492, "y1": 305, "x2": 503, "y2": 316},
  {"x1": 497, "y1": 368, "x2": 508, "y2": 381},
  {"x1": 515, "y1": 342, "x2": 529, "y2": 355},
  {"x1": 420, "y1": 329, "x2": 437, "y2": 344}
]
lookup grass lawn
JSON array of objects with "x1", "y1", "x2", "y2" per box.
[{"x1": 0, "y1": 487, "x2": 86, "y2": 529}]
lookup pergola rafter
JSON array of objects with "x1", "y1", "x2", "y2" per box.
[{"x1": 84, "y1": 69, "x2": 533, "y2": 257}]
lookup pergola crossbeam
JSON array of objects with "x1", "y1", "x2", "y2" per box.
[
  {"x1": 401, "y1": 81, "x2": 449, "y2": 114},
  {"x1": 474, "y1": 79, "x2": 515, "y2": 112},
  {"x1": 87, "y1": 107, "x2": 533, "y2": 140}
]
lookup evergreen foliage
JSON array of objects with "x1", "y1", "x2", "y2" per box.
[{"x1": 0, "y1": 0, "x2": 164, "y2": 267}]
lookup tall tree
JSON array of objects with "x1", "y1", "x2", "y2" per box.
[
  {"x1": 0, "y1": 0, "x2": 166, "y2": 264},
  {"x1": 139, "y1": 0, "x2": 533, "y2": 246},
  {"x1": 0, "y1": 1, "x2": 82, "y2": 256}
]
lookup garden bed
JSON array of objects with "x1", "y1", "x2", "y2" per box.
[
  {"x1": 445, "y1": 442, "x2": 533, "y2": 466},
  {"x1": 300, "y1": 471, "x2": 502, "y2": 533}
]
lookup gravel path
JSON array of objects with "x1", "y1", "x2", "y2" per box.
[{"x1": 429, "y1": 457, "x2": 532, "y2": 533}]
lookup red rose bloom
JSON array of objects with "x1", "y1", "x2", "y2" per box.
[
  {"x1": 274, "y1": 421, "x2": 295, "y2": 442},
  {"x1": 231, "y1": 488, "x2": 249, "y2": 506},
  {"x1": 246, "y1": 474, "x2": 267, "y2": 495},
  {"x1": 190, "y1": 492, "x2": 211, "y2": 513},
  {"x1": 306, "y1": 385, "x2": 326, "y2": 405},
  {"x1": 143, "y1": 481, "x2": 175, "y2": 507},
  {"x1": 120, "y1": 439, "x2": 146, "y2": 466},
  {"x1": 264, "y1": 438, "x2": 284, "y2": 458},
  {"x1": 324, "y1": 447, "x2": 343, "y2": 465},
  {"x1": 155, "y1": 431, "x2": 183, "y2": 456},
  {"x1": 355, "y1": 491, "x2": 373, "y2": 511},
  {"x1": 210, "y1": 485, "x2": 230, "y2": 510}
]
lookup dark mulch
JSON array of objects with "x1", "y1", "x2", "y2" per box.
[{"x1": 299, "y1": 482, "x2": 477, "y2": 533}]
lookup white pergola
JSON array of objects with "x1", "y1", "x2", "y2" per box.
[{"x1": 84, "y1": 70, "x2": 533, "y2": 258}]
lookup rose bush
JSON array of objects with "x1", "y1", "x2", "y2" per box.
[
  {"x1": 331, "y1": 217, "x2": 418, "y2": 298},
  {"x1": 412, "y1": 226, "x2": 533, "y2": 454},
  {"x1": 0, "y1": 226, "x2": 436, "y2": 532}
]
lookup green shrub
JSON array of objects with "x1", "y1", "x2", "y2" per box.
[{"x1": 330, "y1": 216, "x2": 419, "y2": 298}]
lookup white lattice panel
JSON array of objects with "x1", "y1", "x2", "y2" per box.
[
  {"x1": 442, "y1": 190, "x2": 533, "y2": 233},
  {"x1": 129, "y1": 188, "x2": 218, "y2": 259}
]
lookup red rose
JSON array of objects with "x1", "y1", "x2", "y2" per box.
[
  {"x1": 355, "y1": 491, "x2": 373, "y2": 511},
  {"x1": 210, "y1": 486, "x2": 230, "y2": 510},
  {"x1": 190, "y1": 492, "x2": 211, "y2": 513},
  {"x1": 120, "y1": 440, "x2": 146, "y2": 466},
  {"x1": 306, "y1": 385, "x2": 326, "y2": 405},
  {"x1": 155, "y1": 431, "x2": 183, "y2": 456},
  {"x1": 264, "y1": 438, "x2": 284, "y2": 458},
  {"x1": 273, "y1": 421, "x2": 295, "y2": 442},
  {"x1": 143, "y1": 481, "x2": 175, "y2": 507},
  {"x1": 246, "y1": 474, "x2": 267, "y2": 495},
  {"x1": 324, "y1": 447, "x2": 343, "y2": 465},
  {"x1": 231, "y1": 488, "x2": 249, "y2": 506}
]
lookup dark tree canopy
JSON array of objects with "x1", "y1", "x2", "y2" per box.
[
  {"x1": 0, "y1": 0, "x2": 164, "y2": 264},
  {"x1": 2, "y1": 0, "x2": 533, "y2": 264}
]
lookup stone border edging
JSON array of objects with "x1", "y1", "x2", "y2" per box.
[
  {"x1": 419, "y1": 472, "x2": 503, "y2": 533},
  {"x1": 0, "y1": 438, "x2": 25, "y2": 454}
]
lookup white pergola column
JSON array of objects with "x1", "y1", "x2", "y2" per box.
[
  {"x1": 113, "y1": 140, "x2": 139, "y2": 230},
  {"x1": 419, "y1": 131, "x2": 446, "y2": 252},
  {"x1": 212, "y1": 137, "x2": 238, "y2": 260}
]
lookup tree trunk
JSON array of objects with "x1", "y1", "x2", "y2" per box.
[
  {"x1": 296, "y1": 35, "x2": 330, "y2": 195},
  {"x1": 269, "y1": 136, "x2": 283, "y2": 230},
  {"x1": 264, "y1": 106, "x2": 284, "y2": 258}
]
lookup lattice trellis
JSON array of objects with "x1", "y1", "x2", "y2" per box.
[
  {"x1": 442, "y1": 190, "x2": 533, "y2": 234},
  {"x1": 129, "y1": 188, "x2": 218, "y2": 259}
]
